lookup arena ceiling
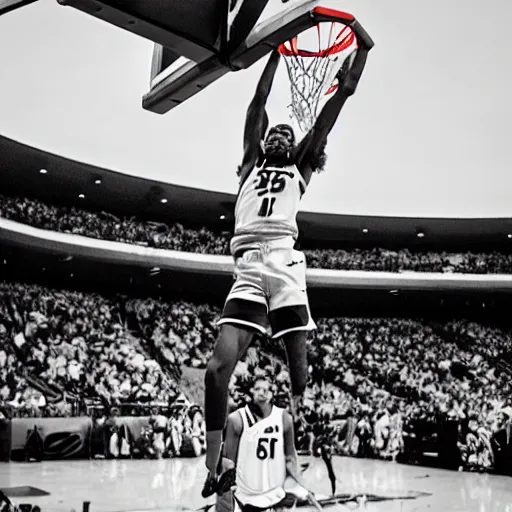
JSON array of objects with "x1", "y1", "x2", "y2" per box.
[{"x1": 2, "y1": 135, "x2": 512, "y2": 250}]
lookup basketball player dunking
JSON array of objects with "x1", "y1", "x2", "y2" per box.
[
  {"x1": 216, "y1": 378, "x2": 309, "y2": 512},
  {"x1": 203, "y1": 48, "x2": 368, "y2": 497}
]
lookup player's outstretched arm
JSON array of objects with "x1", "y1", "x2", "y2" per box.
[
  {"x1": 295, "y1": 48, "x2": 369, "y2": 173},
  {"x1": 239, "y1": 50, "x2": 281, "y2": 175}
]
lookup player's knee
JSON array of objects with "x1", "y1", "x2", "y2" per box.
[
  {"x1": 282, "y1": 330, "x2": 308, "y2": 395},
  {"x1": 205, "y1": 356, "x2": 226, "y2": 391},
  {"x1": 206, "y1": 325, "x2": 253, "y2": 389},
  {"x1": 205, "y1": 356, "x2": 225, "y2": 382}
]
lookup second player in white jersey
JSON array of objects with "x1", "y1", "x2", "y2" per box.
[
  {"x1": 236, "y1": 404, "x2": 286, "y2": 508},
  {"x1": 216, "y1": 378, "x2": 309, "y2": 512}
]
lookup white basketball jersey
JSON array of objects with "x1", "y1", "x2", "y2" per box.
[
  {"x1": 235, "y1": 405, "x2": 287, "y2": 508},
  {"x1": 230, "y1": 163, "x2": 307, "y2": 255}
]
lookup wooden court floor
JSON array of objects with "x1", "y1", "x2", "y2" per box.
[{"x1": 1, "y1": 456, "x2": 511, "y2": 512}]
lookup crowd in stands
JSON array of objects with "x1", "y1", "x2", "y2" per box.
[
  {"x1": 2, "y1": 193, "x2": 512, "y2": 274},
  {"x1": 0, "y1": 281, "x2": 181, "y2": 418},
  {"x1": 91, "y1": 400, "x2": 206, "y2": 460},
  {"x1": 1, "y1": 279, "x2": 512, "y2": 472}
]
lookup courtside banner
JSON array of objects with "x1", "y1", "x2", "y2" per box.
[{"x1": 0, "y1": 0, "x2": 38, "y2": 16}]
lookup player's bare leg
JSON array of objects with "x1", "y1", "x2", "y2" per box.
[
  {"x1": 281, "y1": 330, "x2": 309, "y2": 420},
  {"x1": 203, "y1": 324, "x2": 255, "y2": 497}
]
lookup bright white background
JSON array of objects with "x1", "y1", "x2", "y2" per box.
[{"x1": 0, "y1": 0, "x2": 510, "y2": 217}]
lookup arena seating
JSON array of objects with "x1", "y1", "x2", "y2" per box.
[
  {"x1": 2, "y1": 190, "x2": 512, "y2": 470},
  {"x1": 2, "y1": 193, "x2": 512, "y2": 274},
  {"x1": 1, "y1": 279, "x2": 512, "y2": 470}
]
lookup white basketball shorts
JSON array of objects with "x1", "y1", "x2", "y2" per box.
[{"x1": 217, "y1": 238, "x2": 316, "y2": 339}]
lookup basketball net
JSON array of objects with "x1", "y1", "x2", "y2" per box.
[{"x1": 279, "y1": 22, "x2": 359, "y2": 135}]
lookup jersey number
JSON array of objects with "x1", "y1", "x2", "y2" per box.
[
  {"x1": 256, "y1": 437, "x2": 278, "y2": 460},
  {"x1": 258, "y1": 197, "x2": 276, "y2": 217},
  {"x1": 255, "y1": 170, "x2": 292, "y2": 218}
]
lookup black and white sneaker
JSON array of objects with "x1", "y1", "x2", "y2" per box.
[
  {"x1": 216, "y1": 467, "x2": 236, "y2": 495},
  {"x1": 201, "y1": 472, "x2": 218, "y2": 499}
]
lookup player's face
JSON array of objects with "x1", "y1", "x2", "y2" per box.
[
  {"x1": 264, "y1": 127, "x2": 294, "y2": 159},
  {"x1": 252, "y1": 380, "x2": 273, "y2": 405}
]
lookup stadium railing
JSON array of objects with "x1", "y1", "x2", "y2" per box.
[{"x1": 2, "y1": 218, "x2": 512, "y2": 292}]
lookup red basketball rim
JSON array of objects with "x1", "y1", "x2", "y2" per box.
[{"x1": 278, "y1": 23, "x2": 357, "y2": 58}]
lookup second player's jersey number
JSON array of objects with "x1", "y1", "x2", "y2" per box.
[
  {"x1": 256, "y1": 436, "x2": 278, "y2": 460},
  {"x1": 253, "y1": 169, "x2": 293, "y2": 218}
]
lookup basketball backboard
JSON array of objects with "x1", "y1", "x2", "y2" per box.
[
  {"x1": 0, "y1": 0, "x2": 39, "y2": 16},
  {"x1": 56, "y1": 0, "x2": 373, "y2": 116},
  {"x1": 57, "y1": 0, "x2": 276, "y2": 65},
  {"x1": 143, "y1": 0, "x2": 325, "y2": 114}
]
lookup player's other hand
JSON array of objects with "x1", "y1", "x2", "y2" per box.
[
  {"x1": 338, "y1": 49, "x2": 368, "y2": 96},
  {"x1": 284, "y1": 477, "x2": 312, "y2": 500}
]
